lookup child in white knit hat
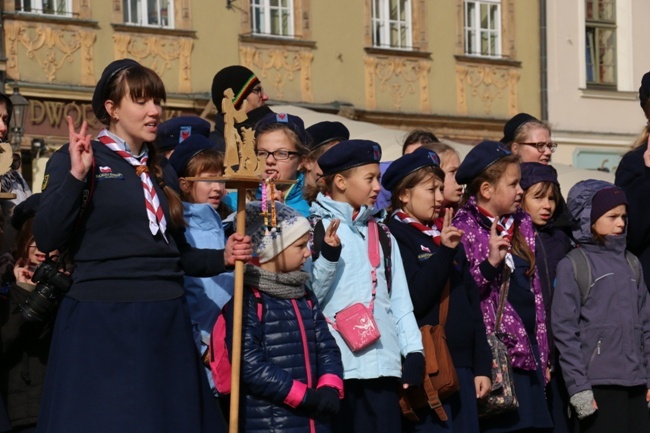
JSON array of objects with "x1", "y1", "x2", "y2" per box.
[{"x1": 221, "y1": 201, "x2": 344, "y2": 433}]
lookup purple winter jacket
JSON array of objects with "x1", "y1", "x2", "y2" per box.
[
  {"x1": 551, "y1": 179, "x2": 650, "y2": 397},
  {"x1": 454, "y1": 196, "x2": 549, "y2": 373}
]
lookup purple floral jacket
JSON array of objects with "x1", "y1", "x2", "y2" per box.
[{"x1": 453, "y1": 196, "x2": 549, "y2": 373}]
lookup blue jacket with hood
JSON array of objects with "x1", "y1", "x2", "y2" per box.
[{"x1": 551, "y1": 179, "x2": 650, "y2": 397}]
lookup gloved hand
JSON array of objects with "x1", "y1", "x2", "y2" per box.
[
  {"x1": 570, "y1": 390, "x2": 597, "y2": 420},
  {"x1": 402, "y1": 352, "x2": 425, "y2": 388},
  {"x1": 301, "y1": 388, "x2": 320, "y2": 410},
  {"x1": 316, "y1": 386, "x2": 340, "y2": 415}
]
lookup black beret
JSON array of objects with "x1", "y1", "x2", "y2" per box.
[
  {"x1": 11, "y1": 193, "x2": 40, "y2": 231},
  {"x1": 640, "y1": 71, "x2": 650, "y2": 110},
  {"x1": 168, "y1": 134, "x2": 217, "y2": 177},
  {"x1": 519, "y1": 162, "x2": 559, "y2": 191},
  {"x1": 254, "y1": 112, "x2": 309, "y2": 147},
  {"x1": 318, "y1": 139, "x2": 382, "y2": 176},
  {"x1": 455, "y1": 140, "x2": 511, "y2": 185},
  {"x1": 500, "y1": 112, "x2": 539, "y2": 144},
  {"x1": 92, "y1": 58, "x2": 141, "y2": 122},
  {"x1": 381, "y1": 147, "x2": 441, "y2": 191},
  {"x1": 211, "y1": 65, "x2": 260, "y2": 112},
  {"x1": 155, "y1": 116, "x2": 211, "y2": 152},
  {"x1": 305, "y1": 121, "x2": 350, "y2": 150}
]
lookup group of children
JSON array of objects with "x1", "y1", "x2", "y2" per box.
[{"x1": 162, "y1": 106, "x2": 650, "y2": 433}]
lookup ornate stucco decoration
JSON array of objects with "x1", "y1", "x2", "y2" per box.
[
  {"x1": 239, "y1": 45, "x2": 314, "y2": 103},
  {"x1": 5, "y1": 21, "x2": 95, "y2": 85},
  {"x1": 364, "y1": 55, "x2": 431, "y2": 113},
  {"x1": 113, "y1": 33, "x2": 193, "y2": 93},
  {"x1": 455, "y1": 63, "x2": 520, "y2": 116}
]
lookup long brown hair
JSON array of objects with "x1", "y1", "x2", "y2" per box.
[
  {"x1": 102, "y1": 64, "x2": 185, "y2": 228},
  {"x1": 463, "y1": 155, "x2": 536, "y2": 276},
  {"x1": 388, "y1": 166, "x2": 444, "y2": 214}
]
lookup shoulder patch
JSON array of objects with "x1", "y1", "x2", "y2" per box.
[{"x1": 41, "y1": 174, "x2": 49, "y2": 191}]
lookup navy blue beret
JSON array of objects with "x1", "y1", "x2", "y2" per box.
[
  {"x1": 255, "y1": 112, "x2": 309, "y2": 147},
  {"x1": 11, "y1": 193, "x2": 40, "y2": 231},
  {"x1": 318, "y1": 139, "x2": 382, "y2": 176},
  {"x1": 168, "y1": 134, "x2": 217, "y2": 176},
  {"x1": 500, "y1": 112, "x2": 538, "y2": 144},
  {"x1": 155, "y1": 116, "x2": 211, "y2": 152},
  {"x1": 455, "y1": 140, "x2": 511, "y2": 185},
  {"x1": 381, "y1": 147, "x2": 441, "y2": 191},
  {"x1": 305, "y1": 121, "x2": 350, "y2": 150},
  {"x1": 92, "y1": 58, "x2": 141, "y2": 122},
  {"x1": 640, "y1": 71, "x2": 650, "y2": 109},
  {"x1": 520, "y1": 162, "x2": 559, "y2": 191}
]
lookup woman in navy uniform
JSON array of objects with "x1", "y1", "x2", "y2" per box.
[{"x1": 33, "y1": 59, "x2": 251, "y2": 433}]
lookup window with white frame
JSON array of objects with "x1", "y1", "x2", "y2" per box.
[
  {"x1": 123, "y1": 0, "x2": 174, "y2": 28},
  {"x1": 371, "y1": 0, "x2": 412, "y2": 50},
  {"x1": 15, "y1": 0, "x2": 73, "y2": 16},
  {"x1": 464, "y1": 0, "x2": 501, "y2": 58},
  {"x1": 585, "y1": 0, "x2": 616, "y2": 86},
  {"x1": 250, "y1": 0, "x2": 294, "y2": 38}
]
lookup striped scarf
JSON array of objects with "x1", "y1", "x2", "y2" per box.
[
  {"x1": 98, "y1": 130, "x2": 168, "y2": 242},
  {"x1": 393, "y1": 209, "x2": 441, "y2": 246}
]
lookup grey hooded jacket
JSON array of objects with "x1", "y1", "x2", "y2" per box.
[{"x1": 551, "y1": 179, "x2": 650, "y2": 397}]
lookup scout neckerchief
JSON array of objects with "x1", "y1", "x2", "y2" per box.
[
  {"x1": 393, "y1": 209, "x2": 441, "y2": 246},
  {"x1": 478, "y1": 206, "x2": 515, "y2": 271},
  {"x1": 98, "y1": 129, "x2": 168, "y2": 242}
]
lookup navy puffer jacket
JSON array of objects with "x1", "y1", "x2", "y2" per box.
[{"x1": 225, "y1": 287, "x2": 343, "y2": 433}]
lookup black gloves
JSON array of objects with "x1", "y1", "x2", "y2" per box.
[
  {"x1": 402, "y1": 352, "x2": 425, "y2": 387},
  {"x1": 301, "y1": 386, "x2": 340, "y2": 416}
]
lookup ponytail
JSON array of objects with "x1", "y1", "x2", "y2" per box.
[{"x1": 146, "y1": 143, "x2": 185, "y2": 228}]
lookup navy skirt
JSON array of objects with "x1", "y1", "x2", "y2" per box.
[
  {"x1": 403, "y1": 367, "x2": 481, "y2": 433},
  {"x1": 36, "y1": 296, "x2": 225, "y2": 433}
]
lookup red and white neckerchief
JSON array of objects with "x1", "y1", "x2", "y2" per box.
[
  {"x1": 393, "y1": 210, "x2": 441, "y2": 246},
  {"x1": 97, "y1": 130, "x2": 168, "y2": 242},
  {"x1": 478, "y1": 206, "x2": 515, "y2": 271}
]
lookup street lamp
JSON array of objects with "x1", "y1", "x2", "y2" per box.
[{"x1": 9, "y1": 87, "x2": 29, "y2": 152}]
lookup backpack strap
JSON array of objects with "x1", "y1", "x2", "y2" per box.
[
  {"x1": 250, "y1": 287, "x2": 264, "y2": 321},
  {"x1": 625, "y1": 251, "x2": 642, "y2": 286},
  {"x1": 565, "y1": 248, "x2": 593, "y2": 306}
]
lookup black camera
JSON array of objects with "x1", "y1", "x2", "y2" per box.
[{"x1": 20, "y1": 259, "x2": 72, "y2": 321}]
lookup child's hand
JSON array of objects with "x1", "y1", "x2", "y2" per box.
[
  {"x1": 487, "y1": 218, "x2": 510, "y2": 267},
  {"x1": 324, "y1": 219, "x2": 341, "y2": 248},
  {"x1": 224, "y1": 233, "x2": 253, "y2": 266},
  {"x1": 440, "y1": 208, "x2": 463, "y2": 249},
  {"x1": 474, "y1": 375, "x2": 491, "y2": 399},
  {"x1": 67, "y1": 115, "x2": 93, "y2": 181}
]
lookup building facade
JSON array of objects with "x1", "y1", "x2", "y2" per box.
[
  {"x1": 545, "y1": 0, "x2": 650, "y2": 172},
  {"x1": 1, "y1": 0, "x2": 543, "y2": 190}
]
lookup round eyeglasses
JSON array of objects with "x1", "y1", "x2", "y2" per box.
[{"x1": 518, "y1": 142, "x2": 558, "y2": 153}]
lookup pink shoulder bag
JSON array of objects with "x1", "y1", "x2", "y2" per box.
[{"x1": 326, "y1": 218, "x2": 382, "y2": 352}]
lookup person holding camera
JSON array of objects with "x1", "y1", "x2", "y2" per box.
[
  {"x1": 32, "y1": 59, "x2": 252, "y2": 433},
  {"x1": 0, "y1": 194, "x2": 55, "y2": 433}
]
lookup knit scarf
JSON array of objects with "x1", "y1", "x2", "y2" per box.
[
  {"x1": 244, "y1": 264, "x2": 309, "y2": 299},
  {"x1": 98, "y1": 130, "x2": 168, "y2": 242},
  {"x1": 478, "y1": 206, "x2": 515, "y2": 271},
  {"x1": 393, "y1": 209, "x2": 441, "y2": 246}
]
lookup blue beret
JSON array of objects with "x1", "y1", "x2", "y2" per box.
[
  {"x1": 381, "y1": 147, "x2": 441, "y2": 191},
  {"x1": 305, "y1": 121, "x2": 350, "y2": 150},
  {"x1": 500, "y1": 112, "x2": 538, "y2": 144},
  {"x1": 519, "y1": 162, "x2": 559, "y2": 191},
  {"x1": 155, "y1": 116, "x2": 211, "y2": 152},
  {"x1": 92, "y1": 58, "x2": 141, "y2": 122},
  {"x1": 168, "y1": 134, "x2": 217, "y2": 176},
  {"x1": 318, "y1": 139, "x2": 382, "y2": 176},
  {"x1": 455, "y1": 140, "x2": 511, "y2": 185},
  {"x1": 255, "y1": 112, "x2": 309, "y2": 147}
]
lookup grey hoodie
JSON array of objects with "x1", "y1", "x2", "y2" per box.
[{"x1": 552, "y1": 179, "x2": 650, "y2": 397}]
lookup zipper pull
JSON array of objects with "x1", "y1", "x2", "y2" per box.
[{"x1": 597, "y1": 340, "x2": 601, "y2": 355}]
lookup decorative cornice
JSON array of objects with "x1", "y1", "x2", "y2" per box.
[
  {"x1": 454, "y1": 55, "x2": 521, "y2": 68},
  {"x1": 2, "y1": 11, "x2": 98, "y2": 28},
  {"x1": 364, "y1": 47, "x2": 431, "y2": 60},
  {"x1": 111, "y1": 23, "x2": 196, "y2": 38},
  {"x1": 239, "y1": 34, "x2": 316, "y2": 49}
]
